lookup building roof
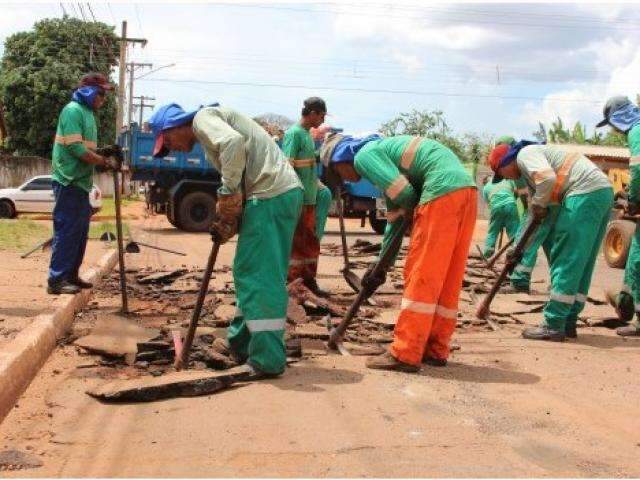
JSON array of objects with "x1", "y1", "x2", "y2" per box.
[{"x1": 549, "y1": 143, "x2": 630, "y2": 159}]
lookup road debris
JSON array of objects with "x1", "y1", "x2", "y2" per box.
[
  {"x1": 0, "y1": 449, "x2": 43, "y2": 471},
  {"x1": 86, "y1": 365, "x2": 255, "y2": 402}
]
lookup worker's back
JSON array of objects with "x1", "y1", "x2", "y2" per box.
[{"x1": 193, "y1": 106, "x2": 301, "y2": 199}]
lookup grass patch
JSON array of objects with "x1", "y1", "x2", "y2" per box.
[
  {"x1": 98, "y1": 197, "x2": 140, "y2": 217},
  {"x1": 0, "y1": 219, "x2": 51, "y2": 251},
  {"x1": 88, "y1": 221, "x2": 130, "y2": 240}
]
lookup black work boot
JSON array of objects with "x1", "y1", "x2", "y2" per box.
[
  {"x1": 69, "y1": 277, "x2": 93, "y2": 289},
  {"x1": 422, "y1": 356, "x2": 447, "y2": 367},
  {"x1": 605, "y1": 289, "x2": 635, "y2": 323},
  {"x1": 366, "y1": 351, "x2": 420, "y2": 373},
  {"x1": 304, "y1": 277, "x2": 331, "y2": 298},
  {"x1": 565, "y1": 324, "x2": 577, "y2": 339},
  {"x1": 47, "y1": 280, "x2": 81, "y2": 295},
  {"x1": 616, "y1": 325, "x2": 640, "y2": 337},
  {"x1": 522, "y1": 325, "x2": 566, "y2": 342}
]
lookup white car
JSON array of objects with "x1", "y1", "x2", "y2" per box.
[{"x1": 0, "y1": 175, "x2": 102, "y2": 218}]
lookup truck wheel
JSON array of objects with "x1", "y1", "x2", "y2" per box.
[
  {"x1": 368, "y1": 210, "x2": 387, "y2": 235},
  {"x1": 604, "y1": 219, "x2": 636, "y2": 269},
  {"x1": 0, "y1": 199, "x2": 16, "y2": 219},
  {"x1": 176, "y1": 191, "x2": 216, "y2": 232}
]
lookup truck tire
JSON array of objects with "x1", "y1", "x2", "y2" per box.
[
  {"x1": 0, "y1": 199, "x2": 16, "y2": 219},
  {"x1": 368, "y1": 210, "x2": 387, "y2": 235},
  {"x1": 176, "y1": 191, "x2": 216, "y2": 232},
  {"x1": 604, "y1": 219, "x2": 636, "y2": 269}
]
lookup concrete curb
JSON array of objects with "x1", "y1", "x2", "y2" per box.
[{"x1": 0, "y1": 248, "x2": 118, "y2": 423}]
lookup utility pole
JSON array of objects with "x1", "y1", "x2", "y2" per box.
[
  {"x1": 127, "y1": 62, "x2": 152, "y2": 127},
  {"x1": 115, "y1": 21, "x2": 147, "y2": 141},
  {"x1": 133, "y1": 95, "x2": 156, "y2": 126}
]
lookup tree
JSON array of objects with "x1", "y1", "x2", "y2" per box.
[
  {"x1": 379, "y1": 109, "x2": 466, "y2": 160},
  {"x1": 253, "y1": 113, "x2": 294, "y2": 130},
  {"x1": 0, "y1": 17, "x2": 119, "y2": 156}
]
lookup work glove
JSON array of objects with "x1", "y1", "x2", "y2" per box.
[
  {"x1": 531, "y1": 204, "x2": 548, "y2": 221},
  {"x1": 216, "y1": 192, "x2": 243, "y2": 223},
  {"x1": 626, "y1": 201, "x2": 640, "y2": 217},
  {"x1": 96, "y1": 144, "x2": 123, "y2": 171},
  {"x1": 361, "y1": 264, "x2": 387, "y2": 291},
  {"x1": 386, "y1": 207, "x2": 413, "y2": 223},
  {"x1": 210, "y1": 218, "x2": 238, "y2": 244}
]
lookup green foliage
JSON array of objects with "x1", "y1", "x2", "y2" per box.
[
  {"x1": 379, "y1": 109, "x2": 467, "y2": 160},
  {"x1": 538, "y1": 115, "x2": 629, "y2": 147},
  {"x1": 0, "y1": 17, "x2": 118, "y2": 156},
  {"x1": 378, "y1": 109, "x2": 495, "y2": 170}
]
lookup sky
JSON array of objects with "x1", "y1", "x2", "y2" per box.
[{"x1": 2, "y1": 1, "x2": 640, "y2": 140}]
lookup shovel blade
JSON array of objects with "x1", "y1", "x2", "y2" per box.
[
  {"x1": 100, "y1": 231, "x2": 116, "y2": 241},
  {"x1": 125, "y1": 241, "x2": 141, "y2": 253},
  {"x1": 342, "y1": 269, "x2": 362, "y2": 293}
]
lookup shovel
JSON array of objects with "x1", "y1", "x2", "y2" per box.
[
  {"x1": 335, "y1": 186, "x2": 362, "y2": 293},
  {"x1": 124, "y1": 238, "x2": 186, "y2": 256},
  {"x1": 327, "y1": 216, "x2": 411, "y2": 355}
]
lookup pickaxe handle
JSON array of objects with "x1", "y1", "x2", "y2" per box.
[
  {"x1": 476, "y1": 218, "x2": 541, "y2": 319},
  {"x1": 486, "y1": 237, "x2": 515, "y2": 269},
  {"x1": 328, "y1": 216, "x2": 410, "y2": 348},
  {"x1": 21, "y1": 237, "x2": 53, "y2": 259},
  {"x1": 175, "y1": 239, "x2": 221, "y2": 371},
  {"x1": 132, "y1": 241, "x2": 187, "y2": 256}
]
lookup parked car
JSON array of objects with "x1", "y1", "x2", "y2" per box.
[{"x1": 0, "y1": 175, "x2": 102, "y2": 218}]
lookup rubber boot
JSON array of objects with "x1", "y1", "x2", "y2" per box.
[{"x1": 605, "y1": 289, "x2": 634, "y2": 323}]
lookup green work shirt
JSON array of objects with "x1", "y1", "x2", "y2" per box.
[
  {"x1": 516, "y1": 145, "x2": 611, "y2": 208},
  {"x1": 192, "y1": 107, "x2": 301, "y2": 200},
  {"x1": 281, "y1": 124, "x2": 318, "y2": 205},
  {"x1": 51, "y1": 101, "x2": 97, "y2": 193},
  {"x1": 354, "y1": 136, "x2": 476, "y2": 210},
  {"x1": 483, "y1": 179, "x2": 517, "y2": 210},
  {"x1": 627, "y1": 124, "x2": 640, "y2": 203}
]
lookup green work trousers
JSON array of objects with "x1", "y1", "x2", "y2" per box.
[
  {"x1": 509, "y1": 207, "x2": 559, "y2": 291},
  {"x1": 315, "y1": 185, "x2": 332, "y2": 241},
  {"x1": 484, "y1": 202, "x2": 520, "y2": 257},
  {"x1": 620, "y1": 227, "x2": 640, "y2": 328},
  {"x1": 228, "y1": 187, "x2": 303, "y2": 375},
  {"x1": 542, "y1": 188, "x2": 614, "y2": 331}
]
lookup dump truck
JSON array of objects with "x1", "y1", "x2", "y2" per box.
[
  {"x1": 603, "y1": 168, "x2": 634, "y2": 269},
  {"x1": 119, "y1": 124, "x2": 222, "y2": 232}
]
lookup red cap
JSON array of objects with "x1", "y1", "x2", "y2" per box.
[
  {"x1": 78, "y1": 72, "x2": 113, "y2": 91},
  {"x1": 152, "y1": 132, "x2": 169, "y2": 157},
  {"x1": 488, "y1": 144, "x2": 510, "y2": 173}
]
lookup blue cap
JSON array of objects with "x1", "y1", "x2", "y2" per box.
[{"x1": 148, "y1": 103, "x2": 218, "y2": 157}]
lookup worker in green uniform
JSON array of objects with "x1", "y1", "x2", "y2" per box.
[
  {"x1": 48, "y1": 73, "x2": 120, "y2": 295},
  {"x1": 149, "y1": 103, "x2": 303, "y2": 376},
  {"x1": 596, "y1": 96, "x2": 640, "y2": 336},
  {"x1": 282, "y1": 97, "x2": 328, "y2": 296},
  {"x1": 489, "y1": 141, "x2": 613, "y2": 341},
  {"x1": 495, "y1": 136, "x2": 554, "y2": 294},
  {"x1": 481, "y1": 175, "x2": 520, "y2": 257}
]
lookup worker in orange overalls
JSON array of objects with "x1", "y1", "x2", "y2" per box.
[{"x1": 325, "y1": 135, "x2": 477, "y2": 372}]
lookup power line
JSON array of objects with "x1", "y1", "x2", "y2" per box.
[
  {"x1": 141, "y1": 77, "x2": 606, "y2": 105},
  {"x1": 210, "y1": 3, "x2": 640, "y2": 31}
]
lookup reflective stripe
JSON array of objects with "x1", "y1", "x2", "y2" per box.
[
  {"x1": 246, "y1": 318, "x2": 286, "y2": 332},
  {"x1": 289, "y1": 158, "x2": 315, "y2": 168},
  {"x1": 514, "y1": 264, "x2": 533, "y2": 273},
  {"x1": 630, "y1": 156, "x2": 640, "y2": 167},
  {"x1": 575, "y1": 293, "x2": 587, "y2": 303},
  {"x1": 401, "y1": 298, "x2": 436, "y2": 314},
  {"x1": 54, "y1": 133, "x2": 83, "y2": 145},
  {"x1": 386, "y1": 175, "x2": 410, "y2": 200},
  {"x1": 54, "y1": 134, "x2": 97, "y2": 150},
  {"x1": 550, "y1": 152, "x2": 580, "y2": 203},
  {"x1": 549, "y1": 291, "x2": 576, "y2": 304},
  {"x1": 289, "y1": 258, "x2": 317, "y2": 266},
  {"x1": 532, "y1": 169, "x2": 555, "y2": 185},
  {"x1": 400, "y1": 136, "x2": 423, "y2": 170},
  {"x1": 435, "y1": 305, "x2": 457, "y2": 319}
]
